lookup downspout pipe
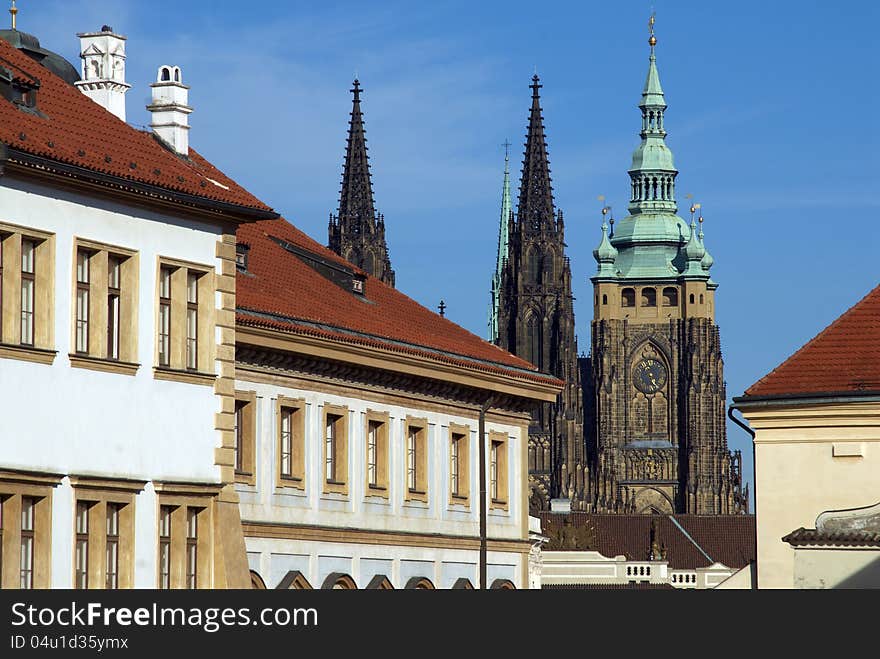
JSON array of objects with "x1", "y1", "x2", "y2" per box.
[
  {"x1": 727, "y1": 403, "x2": 757, "y2": 588},
  {"x1": 478, "y1": 395, "x2": 496, "y2": 590}
]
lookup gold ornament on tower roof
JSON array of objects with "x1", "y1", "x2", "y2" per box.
[
  {"x1": 10, "y1": 0, "x2": 17, "y2": 30},
  {"x1": 648, "y1": 13, "x2": 657, "y2": 48}
]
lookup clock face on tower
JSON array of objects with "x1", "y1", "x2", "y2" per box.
[{"x1": 633, "y1": 358, "x2": 667, "y2": 394}]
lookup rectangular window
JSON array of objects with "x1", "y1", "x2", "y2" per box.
[
  {"x1": 367, "y1": 421, "x2": 380, "y2": 487},
  {"x1": 280, "y1": 408, "x2": 292, "y2": 479},
  {"x1": 407, "y1": 427, "x2": 417, "y2": 492},
  {"x1": 490, "y1": 442, "x2": 499, "y2": 502},
  {"x1": 75, "y1": 249, "x2": 90, "y2": 354},
  {"x1": 0, "y1": 498, "x2": 3, "y2": 587},
  {"x1": 158, "y1": 267, "x2": 171, "y2": 367},
  {"x1": 158, "y1": 505, "x2": 172, "y2": 590},
  {"x1": 105, "y1": 503, "x2": 119, "y2": 589},
  {"x1": 405, "y1": 420, "x2": 428, "y2": 502},
  {"x1": 185, "y1": 272, "x2": 198, "y2": 370},
  {"x1": 74, "y1": 501, "x2": 90, "y2": 589},
  {"x1": 19, "y1": 497, "x2": 34, "y2": 589},
  {"x1": 488, "y1": 432, "x2": 509, "y2": 509},
  {"x1": 155, "y1": 259, "x2": 213, "y2": 376},
  {"x1": 186, "y1": 508, "x2": 198, "y2": 589},
  {"x1": 451, "y1": 434, "x2": 461, "y2": 497},
  {"x1": 276, "y1": 398, "x2": 305, "y2": 488},
  {"x1": 107, "y1": 257, "x2": 121, "y2": 360},
  {"x1": 322, "y1": 407, "x2": 349, "y2": 494},
  {"x1": 234, "y1": 401, "x2": 244, "y2": 475},
  {"x1": 234, "y1": 392, "x2": 257, "y2": 484},
  {"x1": 0, "y1": 238, "x2": 4, "y2": 343},
  {"x1": 325, "y1": 414, "x2": 338, "y2": 483},
  {"x1": 20, "y1": 240, "x2": 34, "y2": 346}
]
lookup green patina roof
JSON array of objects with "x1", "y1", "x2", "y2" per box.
[
  {"x1": 489, "y1": 149, "x2": 512, "y2": 340},
  {"x1": 592, "y1": 26, "x2": 715, "y2": 284}
]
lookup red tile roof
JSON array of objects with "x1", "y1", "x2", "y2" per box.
[
  {"x1": 236, "y1": 217, "x2": 560, "y2": 385},
  {"x1": 539, "y1": 513, "x2": 756, "y2": 570},
  {"x1": 744, "y1": 283, "x2": 880, "y2": 398},
  {"x1": 0, "y1": 38, "x2": 273, "y2": 216}
]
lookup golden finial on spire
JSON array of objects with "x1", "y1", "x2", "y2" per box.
[
  {"x1": 10, "y1": 0, "x2": 18, "y2": 30},
  {"x1": 648, "y1": 12, "x2": 657, "y2": 49}
]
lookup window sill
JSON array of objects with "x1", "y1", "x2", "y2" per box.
[
  {"x1": 69, "y1": 353, "x2": 139, "y2": 376},
  {"x1": 450, "y1": 495, "x2": 470, "y2": 507},
  {"x1": 277, "y1": 477, "x2": 305, "y2": 491},
  {"x1": 235, "y1": 471, "x2": 256, "y2": 487},
  {"x1": 323, "y1": 480, "x2": 348, "y2": 496},
  {"x1": 153, "y1": 367, "x2": 216, "y2": 386},
  {"x1": 0, "y1": 343, "x2": 56, "y2": 365}
]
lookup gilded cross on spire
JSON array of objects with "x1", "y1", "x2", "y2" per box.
[
  {"x1": 10, "y1": 0, "x2": 17, "y2": 30},
  {"x1": 648, "y1": 13, "x2": 657, "y2": 50}
]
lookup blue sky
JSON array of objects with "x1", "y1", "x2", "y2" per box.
[{"x1": 20, "y1": 0, "x2": 879, "y2": 499}]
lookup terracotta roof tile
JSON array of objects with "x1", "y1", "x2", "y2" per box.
[
  {"x1": 236, "y1": 218, "x2": 560, "y2": 385},
  {"x1": 0, "y1": 38, "x2": 273, "y2": 214},
  {"x1": 744, "y1": 283, "x2": 880, "y2": 398}
]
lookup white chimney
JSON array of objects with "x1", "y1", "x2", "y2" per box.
[
  {"x1": 147, "y1": 65, "x2": 192, "y2": 156},
  {"x1": 74, "y1": 25, "x2": 130, "y2": 121}
]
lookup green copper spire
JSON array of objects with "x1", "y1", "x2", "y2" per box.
[
  {"x1": 589, "y1": 15, "x2": 720, "y2": 286},
  {"x1": 489, "y1": 145, "x2": 513, "y2": 341},
  {"x1": 593, "y1": 214, "x2": 618, "y2": 278}
]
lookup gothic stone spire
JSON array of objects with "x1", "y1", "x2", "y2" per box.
[
  {"x1": 518, "y1": 75, "x2": 558, "y2": 234},
  {"x1": 328, "y1": 79, "x2": 395, "y2": 287}
]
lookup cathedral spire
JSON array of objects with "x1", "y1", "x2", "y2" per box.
[
  {"x1": 628, "y1": 16, "x2": 677, "y2": 216},
  {"x1": 489, "y1": 143, "x2": 512, "y2": 341},
  {"x1": 328, "y1": 79, "x2": 395, "y2": 287},
  {"x1": 518, "y1": 75, "x2": 557, "y2": 233},
  {"x1": 337, "y1": 78, "x2": 376, "y2": 230}
]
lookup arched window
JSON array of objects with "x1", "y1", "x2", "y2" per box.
[
  {"x1": 622, "y1": 288, "x2": 635, "y2": 308},
  {"x1": 602, "y1": 294, "x2": 608, "y2": 305},
  {"x1": 173, "y1": 67, "x2": 181, "y2": 82},
  {"x1": 689, "y1": 293, "x2": 695, "y2": 304},
  {"x1": 250, "y1": 570, "x2": 266, "y2": 589},
  {"x1": 161, "y1": 67, "x2": 171, "y2": 81},
  {"x1": 662, "y1": 287, "x2": 678, "y2": 307},
  {"x1": 641, "y1": 288, "x2": 656, "y2": 307},
  {"x1": 321, "y1": 572, "x2": 357, "y2": 590},
  {"x1": 405, "y1": 577, "x2": 435, "y2": 590},
  {"x1": 490, "y1": 579, "x2": 516, "y2": 590},
  {"x1": 526, "y1": 315, "x2": 541, "y2": 369},
  {"x1": 699, "y1": 294, "x2": 704, "y2": 304},
  {"x1": 527, "y1": 253, "x2": 541, "y2": 284}
]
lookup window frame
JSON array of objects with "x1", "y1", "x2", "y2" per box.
[
  {"x1": 69, "y1": 477, "x2": 141, "y2": 590},
  {"x1": 448, "y1": 423, "x2": 471, "y2": 506},
  {"x1": 364, "y1": 410, "x2": 390, "y2": 496},
  {"x1": 488, "y1": 430, "x2": 510, "y2": 510},
  {"x1": 0, "y1": 223, "x2": 55, "y2": 363},
  {"x1": 233, "y1": 391, "x2": 257, "y2": 486},
  {"x1": 0, "y1": 473, "x2": 58, "y2": 590},
  {"x1": 154, "y1": 257, "x2": 215, "y2": 383},
  {"x1": 404, "y1": 417, "x2": 428, "y2": 503},
  {"x1": 322, "y1": 404, "x2": 349, "y2": 495},
  {"x1": 69, "y1": 238, "x2": 139, "y2": 374},
  {"x1": 276, "y1": 396, "x2": 305, "y2": 489},
  {"x1": 154, "y1": 487, "x2": 214, "y2": 590}
]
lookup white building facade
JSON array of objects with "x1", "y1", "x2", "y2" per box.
[
  {"x1": 0, "y1": 27, "x2": 276, "y2": 589},
  {"x1": 233, "y1": 222, "x2": 561, "y2": 589}
]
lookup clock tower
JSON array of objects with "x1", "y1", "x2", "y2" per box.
[{"x1": 582, "y1": 18, "x2": 746, "y2": 515}]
